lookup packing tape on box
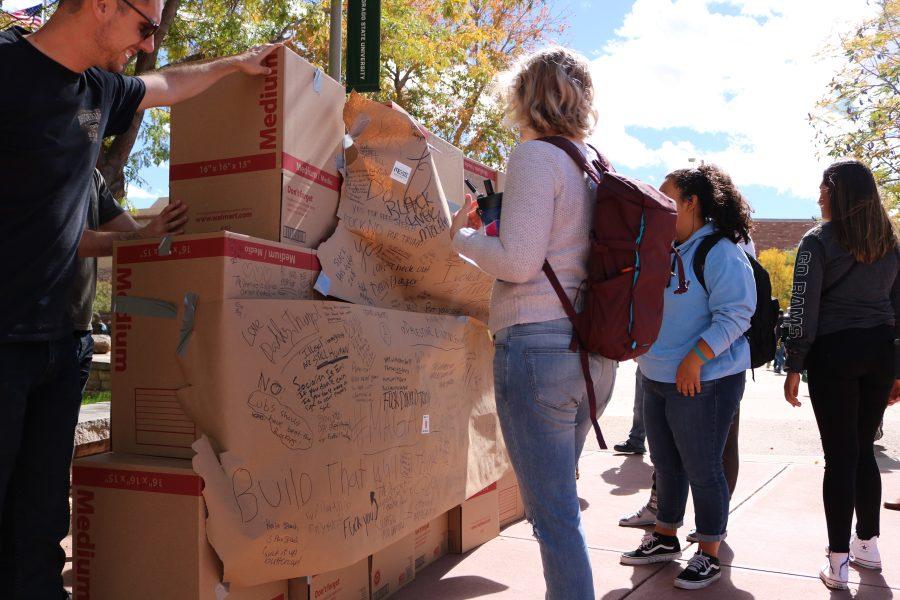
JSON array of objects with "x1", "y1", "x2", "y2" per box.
[
  {"x1": 313, "y1": 68, "x2": 322, "y2": 93},
  {"x1": 177, "y1": 292, "x2": 199, "y2": 356},
  {"x1": 313, "y1": 272, "x2": 331, "y2": 297},
  {"x1": 158, "y1": 236, "x2": 173, "y2": 256},
  {"x1": 215, "y1": 582, "x2": 229, "y2": 600},
  {"x1": 112, "y1": 295, "x2": 178, "y2": 319}
]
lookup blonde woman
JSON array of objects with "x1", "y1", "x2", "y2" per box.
[{"x1": 449, "y1": 47, "x2": 617, "y2": 600}]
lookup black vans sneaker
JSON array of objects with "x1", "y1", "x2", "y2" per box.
[
  {"x1": 620, "y1": 532, "x2": 682, "y2": 565},
  {"x1": 674, "y1": 551, "x2": 721, "y2": 589}
]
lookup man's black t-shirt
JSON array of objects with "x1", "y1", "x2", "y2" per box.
[{"x1": 0, "y1": 27, "x2": 145, "y2": 341}]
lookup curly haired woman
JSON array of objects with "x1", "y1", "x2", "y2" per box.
[{"x1": 619, "y1": 165, "x2": 756, "y2": 590}]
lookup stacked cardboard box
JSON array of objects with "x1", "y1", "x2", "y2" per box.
[
  {"x1": 286, "y1": 559, "x2": 370, "y2": 600},
  {"x1": 463, "y1": 157, "x2": 506, "y2": 198},
  {"x1": 96, "y1": 47, "x2": 504, "y2": 597},
  {"x1": 71, "y1": 452, "x2": 287, "y2": 600},
  {"x1": 498, "y1": 469, "x2": 526, "y2": 528},
  {"x1": 448, "y1": 483, "x2": 500, "y2": 554},
  {"x1": 170, "y1": 47, "x2": 344, "y2": 249},
  {"x1": 111, "y1": 231, "x2": 321, "y2": 458}
]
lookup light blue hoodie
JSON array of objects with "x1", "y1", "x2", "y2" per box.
[{"x1": 636, "y1": 222, "x2": 756, "y2": 384}]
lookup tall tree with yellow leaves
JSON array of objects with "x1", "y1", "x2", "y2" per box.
[{"x1": 810, "y1": 0, "x2": 899, "y2": 212}]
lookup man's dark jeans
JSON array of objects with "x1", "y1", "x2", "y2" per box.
[
  {"x1": 76, "y1": 331, "x2": 94, "y2": 394},
  {"x1": 0, "y1": 335, "x2": 83, "y2": 599}
]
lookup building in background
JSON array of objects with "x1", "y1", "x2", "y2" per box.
[{"x1": 752, "y1": 218, "x2": 818, "y2": 253}]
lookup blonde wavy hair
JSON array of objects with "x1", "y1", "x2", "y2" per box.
[{"x1": 506, "y1": 46, "x2": 597, "y2": 139}]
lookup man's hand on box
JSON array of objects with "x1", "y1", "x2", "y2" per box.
[
  {"x1": 232, "y1": 43, "x2": 284, "y2": 76},
  {"x1": 141, "y1": 199, "x2": 188, "y2": 239}
]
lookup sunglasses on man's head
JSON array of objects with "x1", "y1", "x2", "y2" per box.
[{"x1": 119, "y1": 0, "x2": 160, "y2": 41}]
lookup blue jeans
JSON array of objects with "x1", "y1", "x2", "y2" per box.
[
  {"x1": 773, "y1": 343, "x2": 785, "y2": 373},
  {"x1": 0, "y1": 335, "x2": 83, "y2": 599},
  {"x1": 627, "y1": 367, "x2": 646, "y2": 449},
  {"x1": 494, "y1": 318, "x2": 617, "y2": 600},
  {"x1": 76, "y1": 331, "x2": 94, "y2": 394},
  {"x1": 643, "y1": 371, "x2": 744, "y2": 542}
]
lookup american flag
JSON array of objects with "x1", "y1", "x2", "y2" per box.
[{"x1": 7, "y1": 3, "x2": 44, "y2": 29}]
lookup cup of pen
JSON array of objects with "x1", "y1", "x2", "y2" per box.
[{"x1": 469, "y1": 179, "x2": 502, "y2": 233}]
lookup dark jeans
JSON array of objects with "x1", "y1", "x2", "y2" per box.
[
  {"x1": 807, "y1": 325, "x2": 893, "y2": 553},
  {"x1": 648, "y1": 409, "x2": 739, "y2": 511},
  {"x1": 76, "y1": 331, "x2": 94, "y2": 394},
  {"x1": 626, "y1": 367, "x2": 646, "y2": 449},
  {"x1": 0, "y1": 335, "x2": 83, "y2": 599},
  {"x1": 643, "y1": 371, "x2": 745, "y2": 542}
]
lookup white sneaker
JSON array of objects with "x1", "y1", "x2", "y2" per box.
[
  {"x1": 618, "y1": 503, "x2": 657, "y2": 527},
  {"x1": 850, "y1": 535, "x2": 882, "y2": 571},
  {"x1": 819, "y1": 549, "x2": 849, "y2": 590}
]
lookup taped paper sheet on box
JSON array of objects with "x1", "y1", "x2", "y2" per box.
[
  {"x1": 316, "y1": 93, "x2": 493, "y2": 323},
  {"x1": 177, "y1": 299, "x2": 507, "y2": 586}
]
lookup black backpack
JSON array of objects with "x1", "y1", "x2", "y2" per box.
[{"x1": 692, "y1": 233, "x2": 780, "y2": 369}]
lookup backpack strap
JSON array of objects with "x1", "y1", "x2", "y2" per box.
[
  {"x1": 538, "y1": 136, "x2": 602, "y2": 185},
  {"x1": 537, "y1": 137, "x2": 610, "y2": 450},
  {"x1": 543, "y1": 262, "x2": 607, "y2": 451},
  {"x1": 691, "y1": 232, "x2": 729, "y2": 293}
]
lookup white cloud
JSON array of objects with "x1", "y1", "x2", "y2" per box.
[
  {"x1": 125, "y1": 185, "x2": 158, "y2": 200},
  {"x1": 587, "y1": 0, "x2": 878, "y2": 200}
]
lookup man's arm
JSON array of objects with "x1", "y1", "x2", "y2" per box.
[
  {"x1": 77, "y1": 200, "x2": 188, "y2": 257},
  {"x1": 138, "y1": 44, "x2": 282, "y2": 110}
]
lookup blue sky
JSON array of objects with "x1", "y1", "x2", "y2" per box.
[{"x1": 9, "y1": 0, "x2": 870, "y2": 218}]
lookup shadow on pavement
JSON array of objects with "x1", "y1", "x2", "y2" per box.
[
  {"x1": 600, "y1": 455, "x2": 653, "y2": 497},
  {"x1": 404, "y1": 553, "x2": 510, "y2": 599}
]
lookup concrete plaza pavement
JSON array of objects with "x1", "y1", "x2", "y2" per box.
[{"x1": 393, "y1": 361, "x2": 900, "y2": 599}]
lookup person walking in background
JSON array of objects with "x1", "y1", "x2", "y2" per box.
[
  {"x1": 773, "y1": 310, "x2": 787, "y2": 374},
  {"x1": 449, "y1": 46, "x2": 617, "y2": 600},
  {"x1": 619, "y1": 164, "x2": 755, "y2": 591},
  {"x1": 614, "y1": 366, "x2": 647, "y2": 455},
  {"x1": 783, "y1": 159, "x2": 899, "y2": 591},
  {"x1": 73, "y1": 170, "x2": 187, "y2": 394}
]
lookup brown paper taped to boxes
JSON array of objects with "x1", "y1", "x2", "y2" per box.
[
  {"x1": 176, "y1": 299, "x2": 507, "y2": 586},
  {"x1": 315, "y1": 92, "x2": 493, "y2": 323},
  {"x1": 111, "y1": 232, "x2": 319, "y2": 458},
  {"x1": 170, "y1": 46, "x2": 343, "y2": 248}
]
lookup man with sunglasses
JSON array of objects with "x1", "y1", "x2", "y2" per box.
[{"x1": 1, "y1": 1, "x2": 283, "y2": 596}]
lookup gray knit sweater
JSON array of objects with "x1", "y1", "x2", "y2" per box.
[{"x1": 452, "y1": 140, "x2": 593, "y2": 333}]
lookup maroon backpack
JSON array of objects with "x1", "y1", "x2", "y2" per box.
[{"x1": 539, "y1": 137, "x2": 681, "y2": 449}]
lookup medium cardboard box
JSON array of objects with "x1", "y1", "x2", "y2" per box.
[
  {"x1": 413, "y1": 513, "x2": 448, "y2": 573},
  {"x1": 368, "y1": 534, "x2": 415, "y2": 600},
  {"x1": 448, "y1": 482, "x2": 500, "y2": 554},
  {"x1": 463, "y1": 157, "x2": 506, "y2": 197},
  {"x1": 71, "y1": 452, "x2": 287, "y2": 600},
  {"x1": 498, "y1": 469, "x2": 526, "y2": 528},
  {"x1": 287, "y1": 558, "x2": 369, "y2": 600},
  {"x1": 111, "y1": 231, "x2": 319, "y2": 458},
  {"x1": 170, "y1": 46, "x2": 343, "y2": 248},
  {"x1": 425, "y1": 132, "x2": 464, "y2": 211}
]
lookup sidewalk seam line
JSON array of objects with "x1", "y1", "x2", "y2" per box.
[{"x1": 728, "y1": 463, "x2": 790, "y2": 516}]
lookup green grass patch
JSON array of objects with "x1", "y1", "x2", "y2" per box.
[{"x1": 82, "y1": 390, "x2": 111, "y2": 405}]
